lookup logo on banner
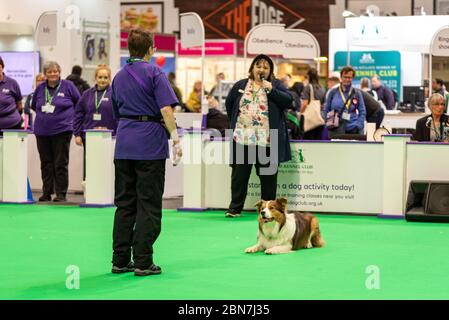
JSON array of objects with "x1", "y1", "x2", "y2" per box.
[
  {"x1": 360, "y1": 53, "x2": 375, "y2": 64},
  {"x1": 203, "y1": 0, "x2": 305, "y2": 39},
  {"x1": 291, "y1": 148, "x2": 305, "y2": 164}
]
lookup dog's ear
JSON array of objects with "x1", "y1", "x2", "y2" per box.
[
  {"x1": 276, "y1": 197, "x2": 288, "y2": 210},
  {"x1": 254, "y1": 200, "x2": 264, "y2": 212}
]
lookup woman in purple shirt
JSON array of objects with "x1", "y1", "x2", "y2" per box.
[
  {"x1": 73, "y1": 64, "x2": 117, "y2": 183},
  {"x1": 31, "y1": 61, "x2": 81, "y2": 202},
  {"x1": 0, "y1": 56, "x2": 23, "y2": 133}
]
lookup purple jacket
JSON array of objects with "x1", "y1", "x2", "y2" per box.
[
  {"x1": 73, "y1": 86, "x2": 117, "y2": 137},
  {"x1": 31, "y1": 79, "x2": 80, "y2": 136},
  {"x1": 0, "y1": 74, "x2": 22, "y2": 129}
]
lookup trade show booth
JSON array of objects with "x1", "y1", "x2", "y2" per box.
[{"x1": 181, "y1": 131, "x2": 449, "y2": 217}]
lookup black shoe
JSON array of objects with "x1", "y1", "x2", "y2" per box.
[
  {"x1": 134, "y1": 264, "x2": 162, "y2": 276},
  {"x1": 53, "y1": 195, "x2": 67, "y2": 202},
  {"x1": 225, "y1": 210, "x2": 241, "y2": 218},
  {"x1": 112, "y1": 261, "x2": 135, "y2": 274},
  {"x1": 38, "y1": 194, "x2": 52, "y2": 202}
]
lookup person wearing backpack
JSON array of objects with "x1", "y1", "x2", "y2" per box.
[{"x1": 324, "y1": 66, "x2": 366, "y2": 138}]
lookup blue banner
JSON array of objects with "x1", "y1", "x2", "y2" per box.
[{"x1": 334, "y1": 51, "x2": 401, "y2": 99}]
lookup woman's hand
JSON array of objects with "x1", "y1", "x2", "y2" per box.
[
  {"x1": 75, "y1": 136, "x2": 83, "y2": 146},
  {"x1": 262, "y1": 80, "x2": 272, "y2": 92}
]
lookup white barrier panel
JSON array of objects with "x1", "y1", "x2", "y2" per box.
[
  {"x1": 202, "y1": 139, "x2": 384, "y2": 213},
  {"x1": 1, "y1": 130, "x2": 33, "y2": 203},
  {"x1": 82, "y1": 130, "x2": 114, "y2": 207},
  {"x1": 406, "y1": 142, "x2": 449, "y2": 186},
  {"x1": 382, "y1": 135, "x2": 409, "y2": 217},
  {"x1": 180, "y1": 131, "x2": 206, "y2": 210},
  {"x1": 182, "y1": 132, "x2": 437, "y2": 217}
]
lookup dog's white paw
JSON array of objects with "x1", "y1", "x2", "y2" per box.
[
  {"x1": 264, "y1": 248, "x2": 276, "y2": 254},
  {"x1": 306, "y1": 241, "x2": 313, "y2": 249},
  {"x1": 245, "y1": 245, "x2": 260, "y2": 253}
]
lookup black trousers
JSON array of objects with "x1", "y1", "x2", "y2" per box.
[
  {"x1": 112, "y1": 159, "x2": 166, "y2": 269},
  {"x1": 229, "y1": 144, "x2": 278, "y2": 213},
  {"x1": 35, "y1": 132, "x2": 72, "y2": 196}
]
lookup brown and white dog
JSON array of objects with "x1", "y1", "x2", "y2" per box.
[{"x1": 245, "y1": 197, "x2": 325, "y2": 254}]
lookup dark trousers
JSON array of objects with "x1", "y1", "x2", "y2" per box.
[
  {"x1": 112, "y1": 159, "x2": 166, "y2": 269},
  {"x1": 229, "y1": 144, "x2": 278, "y2": 213},
  {"x1": 36, "y1": 132, "x2": 72, "y2": 196}
]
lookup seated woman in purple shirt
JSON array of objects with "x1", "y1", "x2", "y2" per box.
[
  {"x1": 0, "y1": 56, "x2": 23, "y2": 134},
  {"x1": 73, "y1": 64, "x2": 118, "y2": 184},
  {"x1": 31, "y1": 61, "x2": 81, "y2": 202}
]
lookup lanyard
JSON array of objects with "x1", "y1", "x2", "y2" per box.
[
  {"x1": 45, "y1": 82, "x2": 62, "y2": 105},
  {"x1": 126, "y1": 57, "x2": 145, "y2": 63},
  {"x1": 95, "y1": 90, "x2": 107, "y2": 113},
  {"x1": 338, "y1": 86, "x2": 353, "y2": 110}
]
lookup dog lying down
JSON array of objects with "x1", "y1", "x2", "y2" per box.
[{"x1": 245, "y1": 197, "x2": 325, "y2": 255}]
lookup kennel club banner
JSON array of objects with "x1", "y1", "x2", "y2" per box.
[{"x1": 244, "y1": 143, "x2": 383, "y2": 213}]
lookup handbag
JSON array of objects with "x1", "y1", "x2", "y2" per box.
[
  {"x1": 325, "y1": 87, "x2": 356, "y2": 130},
  {"x1": 325, "y1": 109, "x2": 340, "y2": 129},
  {"x1": 302, "y1": 84, "x2": 324, "y2": 132}
]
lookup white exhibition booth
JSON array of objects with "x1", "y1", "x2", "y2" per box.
[
  {"x1": 1, "y1": 128, "x2": 448, "y2": 217},
  {"x1": 329, "y1": 15, "x2": 449, "y2": 101},
  {"x1": 181, "y1": 131, "x2": 449, "y2": 217}
]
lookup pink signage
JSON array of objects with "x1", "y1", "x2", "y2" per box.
[
  {"x1": 121, "y1": 33, "x2": 176, "y2": 52},
  {"x1": 177, "y1": 41, "x2": 236, "y2": 56}
]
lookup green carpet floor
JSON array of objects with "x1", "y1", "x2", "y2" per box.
[{"x1": 1, "y1": 204, "x2": 449, "y2": 300}]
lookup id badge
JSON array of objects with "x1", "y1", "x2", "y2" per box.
[
  {"x1": 43, "y1": 103, "x2": 55, "y2": 113},
  {"x1": 93, "y1": 113, "x2": 102, "y2": 121},
  {"x1": 342, "y1": 111, "x2": 350, "y2": 121}
]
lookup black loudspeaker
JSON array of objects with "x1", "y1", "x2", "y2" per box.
[{"x1": 405, "y1": 181, "x2": 449, "y2": 222}]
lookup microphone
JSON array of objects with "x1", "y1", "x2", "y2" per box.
[{"x1": 259, "y1": 73, "x2": 270, "y2": 94}]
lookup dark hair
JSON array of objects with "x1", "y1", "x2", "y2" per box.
[
  {"x1": 168, "y1": 72, "x2": 176, "y2": 81},
  {"x1": 307, "y1": 68, "x2": 319, "y2": 84},
  {"x1": 291, "y1": 82, "x2": 304, "y2": 97},
  {"x1": 128, "y1": 29, "x2": 153, "y2": 58},
  {"x1": 248, "y1": 54, "x2": 275, "y2": 81},
  {"x1": 0, "y1": 56, "x2": 4, "y2": 68},
  {"x1": 435, "y1": 78, "x2": 444, "y2": 86},
  {"x1": 341, "y1": 66, "x2": 356, "y2": 78},
  {"x1": 71, "y1": 65, "x2": 82, "y2": 76}
]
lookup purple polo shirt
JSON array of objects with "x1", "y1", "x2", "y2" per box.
[
  {"x1": 0, "y1": 74, "x2": 22, "y2": 129},
  {"x1": 73, "y1": 86, "x2": 118, "y2": 137},
  {"x1": 31, "y1": 79, "x2": 80, "y2": 136},
  {"x1": 111, "y1": 61, "x2": 178, "y2": 160}
]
